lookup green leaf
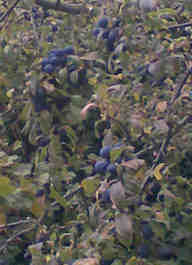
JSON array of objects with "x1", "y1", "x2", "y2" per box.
[
  {"x1": 39, "y1": 110, "x2": 52, "y2": 135},
  {"x1": 81, "y1": 176, "x2": 100, "y2": 197},
  {"x1": 50, "y1": 185, "x2": 68, "y2": 208},
  {"x1": 0, "y1": 177, "x2": 15, "y2": 197}
]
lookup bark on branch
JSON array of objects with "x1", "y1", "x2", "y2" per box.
[{"x1": 35, "y1": 0, "x2": 89, "y2": 15}]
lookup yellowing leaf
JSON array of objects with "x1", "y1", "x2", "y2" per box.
[
  {"x1": 0, "y1": 212, "x2": 6, "y2": 226},
  {"x1": 31, "y1": 198, "x2": 45, "y2": 218},
  {"x1": 156, "y1": 101, "x2": 167, "y2": 112},
  {"x1": 81, "y1": 177, "x2": 100, "y2": 197},
  {"x1": 6, "y1": 89, "x2": 14, "y2": 98},
  {"x1": 167, "y1": 146, "x2": 176, "y2": 151},
  {"x1": 154, "y1": 163, "x2": 165, "y2": 180},
  {"x1": 133, "y1": 92, "x2": 140, "y2": 101},
  {"x1": 121, "y1": 159, "x2": 145, "y2": 171},
  {"x1": 144, "y1": 126, "x2": 153, "y2": 134},
  {"x1": 88, "y1": 77, "x2": 97, "y2": 86}
]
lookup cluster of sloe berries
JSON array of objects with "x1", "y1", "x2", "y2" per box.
[
  {"x1": 92, "y1": 16, "x2": 126, "y2": 53},
  {"x1": 93, "y1": 143, "x2": 123, "y2": 175},
  {"x1": 41, "y1": 45, "x2": 75, "y2": 74}
]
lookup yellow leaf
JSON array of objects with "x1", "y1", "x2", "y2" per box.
[
  {"x1": 144, "y1": 126, "x2": 152, "y2": 134},
  {"x1": 88, "y1": 77, "x2": 97, "y2": 85},
  {"x1": 133, "y1": 92, "x2": 140, "y2": 101},
  {"x1": 0, "y1": 212, "x2": 6, "y2": 233},
  {"x1": 6, "y1": 89, "x2": 14, "y2": 98},
  {"x1": 0, "y1": 212, "x2": 6, "y2": 226},
  {"x1": 154, "y1": 163, "x2": 165, "y2": 180},
  {"x1": 167, "y1": 146, "x2": 176, "y2": 151}
]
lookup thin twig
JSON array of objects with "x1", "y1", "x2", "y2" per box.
[
  {"x1": 168, "y1": 70, "x2": 191, "y2": 107},
  {"x1": 0, "y1": 218, "x2": 34, "y2": 230},
  {"x1": 168, "y1": 22, "x2": 192, "y2": 31},
  {"x1": 0, "y1": 0, "x2": 21, "y2": 24},
  {"x1": 0, "y1": 226, "x2": 34, "y2": 253}
]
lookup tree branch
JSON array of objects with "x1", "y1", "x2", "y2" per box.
[
  {"x1": 0, "y1": 0, "x2": 21, "y2": 24},
  {"x1": 168, "y1": 22, "x2": 192, "y2": 31},
  {"x1": 35, "y1": 0, "x2": 88, "y2": 15},
  {"x1": 168, "y1": 70, "x2": 191, "y2": 107},
  {"x1": 0, "y1": 218, "x2": 34, "y2": 230},
  {"x1": 0, "y1": 226, "x2": 35, "y2": 253}
]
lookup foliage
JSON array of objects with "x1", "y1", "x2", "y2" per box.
[{"x1": 0, "y1": 0, "x2": 192, "y2": 264}]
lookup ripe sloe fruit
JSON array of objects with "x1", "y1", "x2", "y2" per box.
[
  {"x1": 43, "y1": 64, "x2": 54, "y2": 73},
  {"x1": 49, "y1": 55, "x2": 58, "y2": 65},
  {"x1": 106, "y1": 163, "x2": 116, "y2": 174},
  {"x1": 47, "y1": 36, "x2": 53, "y2": 43},
  {"x1": 99, "y1": 145, "x2": 111, "y2": 159},
  {"x1": 41, "y1": 58, "x2": 50, "y2": 67},
  {"x1": 94, "y1": 160, "x2": 109, "y2": 174},
  {"x1": 102, "y1": 29, "x2": 110, "y2": 40},
  {"x1": 100, "y1": 189, "x2": 111, "y2": 203},
  {"x1": 52, "y1": 25, "x2": 58, "y2": 32},
  {"x1": 97, "y1": 16, "x2": 109, "y2": 28},
  {"x1": 108, "y1": 29, "x2": 118, "y2": 44},
  {"x1": 62, "y1": 45, "x2": 75, "y2": 55},
  {"x1": 48, "y1": 47, "x2": 74, "y2": 57}
]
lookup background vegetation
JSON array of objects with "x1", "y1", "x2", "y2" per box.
[{"x1": 0, "y1": 0, "x2": 192, "y2": 264}]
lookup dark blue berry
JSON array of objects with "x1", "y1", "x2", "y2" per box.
[
  {"x1": 43, "y1": 10, "x2": 50, "y2": 18},
  {"x1": 62, "y1": 45, "x2": 75, "y2": 55},
  {"x1": 106, "y1": 40, "x2": 115, "y2": 52},
  {"x1": 48, "y1": 55, "x2": 58, "y2": 65},
  {"x1": 159, "y1": 194, "x2": 164, "y2": 202},
  {"x1": 112, "y1": 18, "x2": 121, "y2": 28},
  {"x1": 108, "y1": 29, "x2": 118, "y2": 43},
  {"x1": 32, "y1": 7, "x2": 38, "y2": 13},
  {"x1": 23, "y1": 12, "x2": 31, "y2": 21},
  {"x1": 41, "y1": 58, "x2": 50, "y2": 67},
  {"x1": 97, "y1": 16, "x2": 109, "y2": 28},
  {"x1": 35, "y1": 189, "x2": 44, "y2": 197},
  {"x1": 158, "y1": 246, "x2": 175, "y2": 260},
  {"x1": 49, "y1": 46, "x2": 74, "y2": 57},
  {"x1": 67, "y1": 64, "x2": 77, "y2": 73},
  {"x1": 102, "y1": 29, "x2": 110, "y2": 39},
  {"x1": 92, "y1": 27, "x2": 101, "y2": 37},
  {"x1": 138, "y1": 244, "x2": 150, "y2": 258},
  {"x1": 106, "y1": 163, "x2": 116, "y2": 174},
  {"x1": 94, "y1": 160, "x2": 109, "y2": 174},
  {"x1": 100, "y1": 189, "x2": 111, "y2": 203},
  {"x1": 47, "y1": 36, "x2": 53, "y2": 43},
  {"x1": 141, "y1": 222, "x2": 154, "y2": 240},
  {"x1": 43, "y1": 64, "x2": 54, "y2": 73},
  {"x1": 99, "y1": 145, "x2": 112, "y2": 159},
  {"x1": 52, "y1": 25, "x2": 58, "y2": 32},
  {"x1": 48, "y1": 49, "x2": 67, "y2": 57},
  {"x1": 59, "y1": 56, "x2": 67, "y2": 67},
  {"x1": 38, "y1": 137, "x2": 50, "y2": 147}
]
